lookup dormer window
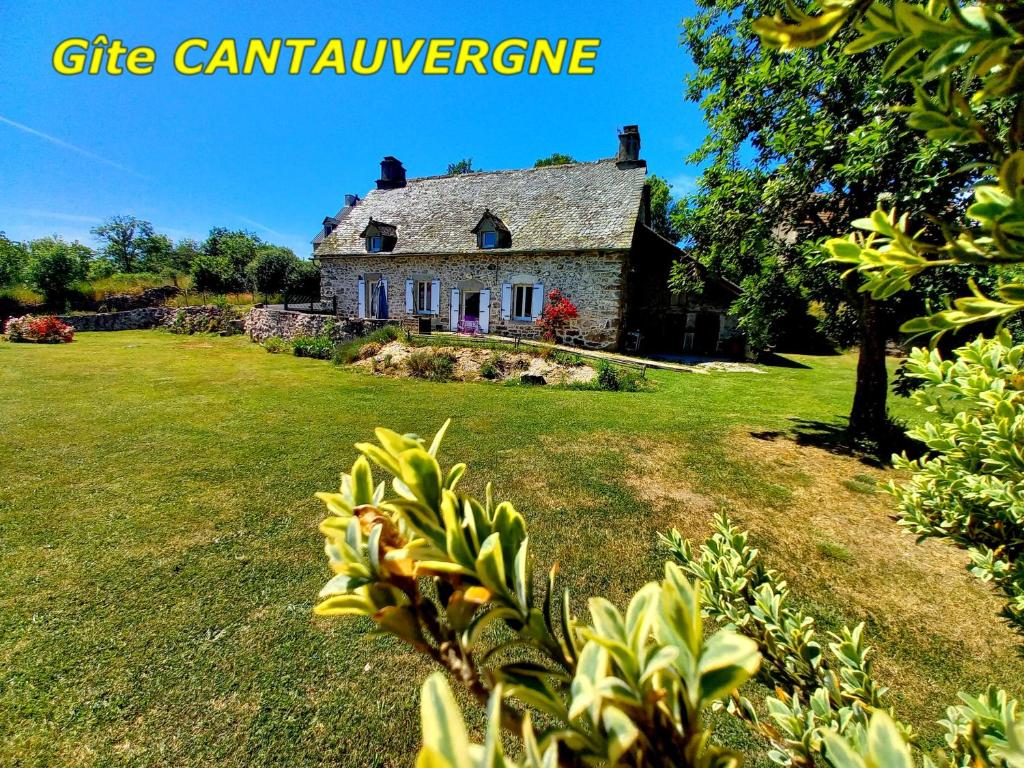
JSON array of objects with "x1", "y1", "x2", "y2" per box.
[
  {"x1": 359, "y1": 218, "x2": 397, "y2": 253},
  {"x1": 471, "y1": 209, "x2": 511, "y2": 250}
]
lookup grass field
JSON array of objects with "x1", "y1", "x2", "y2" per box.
[{"x1": 1, "y1": 331, "x2": 1020, "y2": 767}]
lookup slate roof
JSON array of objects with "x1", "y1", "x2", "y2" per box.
[
  {"x1": 317, "y1": 159, "x2": 647, "y2": 256},
  {"x1": 311, "y1": 202, "x2": 359, "y2": 246}
]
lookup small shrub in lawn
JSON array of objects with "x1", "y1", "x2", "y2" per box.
[
  {"x1": 407, "y1": 349, "x2": 456, "y2": 382},
  {"x1": 479, "y1": 353, "x2": 502, "y2": 380},
  {"x1": 331, "y1": 341, "x2": 361, "y2": 366},
  {"x1": 3, "y1": 314, "x2": 74, "y2": 343},
  {"x1": 263, "y1": 336, "x2": 289, "y2": 354},
  {"x1": 817, "y1": 541, "x2": 855, "y2": 563},
  {"x1": 591, "y1": 361, "x2": 646, "y2": 392},
  {"x1": 291, "y1": 334, "x2": 335, "y2": 360},
  {"x1": 358, "y1": 341, "x2": 382, "y2": 360}
]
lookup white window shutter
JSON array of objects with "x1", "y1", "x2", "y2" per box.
[
  {"x1": 405, "y1": 279, "x2": 413, "y2": 313},
  {"x1": 357, "y1": 278, "x2": 365, "y2": 318},
  {"x1": 479, "y1": 288, "x2": 490, "y2": 333},
  {"x1": 532, "y1": 283, "x2": 544, "y2": 319},
  {"x1": 501, "y1": 283, "x2": 512, "y2": 320},
  {"x1": 431, "y1": 279, "x2": 440, "y2": 314},
  {"x1": 450, "y1": 287, "x2": 460, "y2": 330}
]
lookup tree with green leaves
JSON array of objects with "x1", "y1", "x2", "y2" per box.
[
  {"x1": 534, "y1": 153, "x2": 576, "y2": 167},
  {"x1": 246, "y1": 245, "x2": 299, "y2": 302},
  {"x1": 445, "y1": 158, "x2": 479, "y2": 175},
  {"x1": 91, "y1": 215, "x2": 169, "y2": 273},
  {"x1": 647, "y1": 175, "x2": 681, "y2": 242},
  {"x1": 285, "y1": 258, "x2": 319, "y2": 297},
  {"x1": 749, "y1": 0, "x2": 1024, "y2": 637},
  {"x1": 676, "y1": 0, "x2": 1002, "y2": 442},
  {"x1": 200, "y1": 228, "x2": 263, "y2": 293},
  {"x1": 25, "y1": 237, "x2": 92, "y2": 306},
  {"x1": 0, "y1": 232, "x2": 27, "y2": 289}
]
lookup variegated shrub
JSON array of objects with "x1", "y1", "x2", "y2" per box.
[{"x1": 314, "y1": 423, "x2": 1023, "y2": 766}]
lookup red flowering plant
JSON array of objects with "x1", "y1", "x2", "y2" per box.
[
  {"x1": 535, "y1": 288, "x2": 578, "y2": 342},
  {"x1": 4, "y1": 314, "x2": 75, "y2": 343}
]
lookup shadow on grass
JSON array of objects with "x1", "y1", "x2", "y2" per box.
[
  {"x1": 756, "y1": 352, "x2": 812, "y2": 369},
  {"x1": 750, "y1": 417, "x2": 926, "y2": 467}
]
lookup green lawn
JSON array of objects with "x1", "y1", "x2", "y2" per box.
[{"x1": 1, "y1": 332, "x2": 1019, "y2": 767}]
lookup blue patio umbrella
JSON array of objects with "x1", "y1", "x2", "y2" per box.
[{"x1": 377, "y1": 281, "x2": 389, "y2": 319}]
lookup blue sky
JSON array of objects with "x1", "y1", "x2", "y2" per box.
[{"x1": 0, "y1": 1, "x2": 706, "y2": 257}]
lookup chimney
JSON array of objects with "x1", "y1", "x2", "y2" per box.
[
  {"x1": 344, "y1": 193, "x2": 359, "y2": 207},
  {"x1": 616, "y1": 125, "x2": 644, "y2": 168},
  {"x1": 376, "y1": 156, "x2": 407, "y2": 190}
]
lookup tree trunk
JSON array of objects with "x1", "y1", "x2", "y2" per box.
[{"x1": 848, "y1": 294, "x2": 889, "y2": 439}]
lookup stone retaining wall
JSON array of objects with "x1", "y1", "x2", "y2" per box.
[
  {"x1": 58, "y1": 307, "x2": 174, "y2": 331},
  {"x1": 58, "y1": 305, "x2": 230, "y2": 332},
  {"x1": 244, "y1": 307, "x2": 394, "y2": 343}
]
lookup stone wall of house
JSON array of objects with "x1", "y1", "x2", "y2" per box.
[
  {"x1": 319, "y1": 250, "x2": 627, "y2": 349},
  {"x1": 243, "y1": 307, "x2": 395, "y2": 343}
]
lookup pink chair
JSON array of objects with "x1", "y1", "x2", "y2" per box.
[{"x1": 458, "y1": 317, "x2": 481, "y2": 335}]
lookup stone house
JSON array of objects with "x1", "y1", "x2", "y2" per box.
[{"x1": 313, "y1": 126, "x2": 741, "y2": 353}]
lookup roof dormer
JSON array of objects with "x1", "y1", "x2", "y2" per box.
[
  {"x1": 471, "y1": 209, "x2": 511, "y2": 249},
  {"x1": 360, "y1": 218, "x2": 397, "y2": 253}
]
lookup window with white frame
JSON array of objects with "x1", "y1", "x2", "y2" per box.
[
  {"x1": 512, "y1": 284, "x2": 534, "y2": 320},
  {"x1": 367, "y1": 235, "x2": 383, "y2": 253},
  {"x1": 480, "y1": 230, "x2": 497, "y2": 249},
  {"x1": 416, "y1": 280, "x2": 433, "y2": 314}
]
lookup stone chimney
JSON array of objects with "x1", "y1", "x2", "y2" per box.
[
  {"x1": 376, "y1": 157, "x2": 407, "y2": 190},
  {"x1": 616, "y1": 125, "x2": 644, "y2": 168}
]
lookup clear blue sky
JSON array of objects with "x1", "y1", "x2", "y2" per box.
[{"x1": 0, "y1": 1, "x2": 706, "y2": 257}]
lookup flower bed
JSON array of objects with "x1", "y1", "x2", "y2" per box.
[{"x1": 3, "y1": 314, "x2": 75, "y2": 343}]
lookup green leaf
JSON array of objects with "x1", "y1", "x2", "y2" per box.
[
  {"x1": 476, "y1": 533, "x2": 508, "y2": 596},
  {"x1": 601, "y1": 705, "x2": 639, "y2": 763},
  {"x1": 428, "y1": 418, "x2": 452, "y2": 457},
  {"x1": 697, "y1": 630, "x2": 761, "y2": 705},
  {"x1": 351, "y1": 456, "x2": 375, "y2": 506},
  {"x1": 418, "y1": 674, "x2": 472, "y2": 768},
  {"x1": 820, "y1": 730, "x2": 867, "y2": 768},
  {"x1": 865, "y1": 711, "x2": 913, "y2": 768}
]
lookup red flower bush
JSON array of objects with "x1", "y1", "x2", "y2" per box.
[
  {"x1": 536, "y1": 288, "x2": 578, "y2": 342},
  {"x1": 4, "y1": 314, "x2": 75, "y2": 343}
]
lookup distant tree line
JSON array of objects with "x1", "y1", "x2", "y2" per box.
[{"x1": 0, "y1": 215, "x2": 317, "y2": 307}]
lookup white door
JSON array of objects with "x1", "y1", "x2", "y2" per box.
[
  {"x1": 479, "y1": 288, "x2": 490, "y2": 333},
  {"x1": 450, "y1": 287, "x2": 460, "y2": 330}
]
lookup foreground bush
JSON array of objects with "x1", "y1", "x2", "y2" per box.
[
  {"x1": 3, "y1": 314, "x2": 74, "y2": 343},
  {"x1": 889, "y1": 332, "x2": 1024, "y2": 628},
  {"x1": 313, "y1": 423, "x2": 1024, "y2": 766},
  {"x1": 292, "y1": 334, "x2": 335, "y2": 360},
  {"x1": 262, "y1": 336, "x2": 289, "y2": 354}
]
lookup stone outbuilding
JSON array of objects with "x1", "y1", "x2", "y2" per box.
[{"x1": 313, "y1": 126, "x2": 741, "y2": 353}]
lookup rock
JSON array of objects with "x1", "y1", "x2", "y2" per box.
[{"x1": 521, "y1": 374, "x2": 547, "y2": 385}]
